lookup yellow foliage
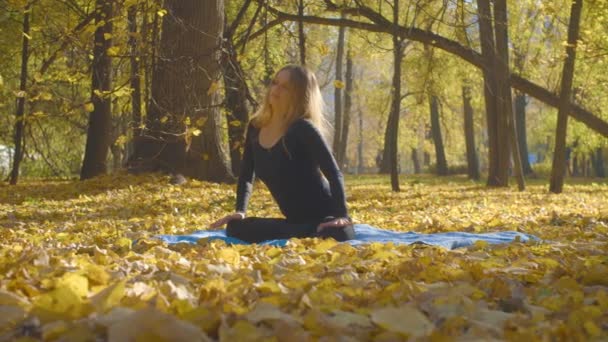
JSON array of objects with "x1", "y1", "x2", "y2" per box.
[{"x1": 0, "y1": 174, "x2": 606, "y2": 339}]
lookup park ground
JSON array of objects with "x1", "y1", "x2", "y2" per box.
[{"x1": 0, "y1": 174, "x2": 607, "y2": 340}]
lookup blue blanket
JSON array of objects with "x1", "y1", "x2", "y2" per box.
[{"x1": 155, "y1": 224, "x2": 540, "y2": 249}]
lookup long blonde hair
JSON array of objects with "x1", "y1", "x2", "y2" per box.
[{"x1": 250, "y1": 65, "x2": 330, "y2": 139}]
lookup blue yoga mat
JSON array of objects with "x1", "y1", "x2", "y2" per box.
[{"x1": 154, "y1": 224, "x2": 540, "y2": 249}]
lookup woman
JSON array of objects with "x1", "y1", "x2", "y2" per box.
[{"x1": 209, "y1": 65, "x2": 354, "y2": 243}]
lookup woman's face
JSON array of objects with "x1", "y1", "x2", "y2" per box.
[{"x1": 269, "y1": 70, "x2": 293, "y2": 118}]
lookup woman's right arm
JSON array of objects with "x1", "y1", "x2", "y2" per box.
[
  {"x1": 209, "y1": 122, "x2": 255, "y2": 229},
  {"x1": 235, "y1": 122, "x2": 256, "y2": 214}
]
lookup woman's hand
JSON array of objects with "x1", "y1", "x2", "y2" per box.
[
  {"x1": 209, "y1": 212, "x2": 245, "y2": 229},
  {"x1": 316, "y1": 217, "x2": 352, "y2": 233}
]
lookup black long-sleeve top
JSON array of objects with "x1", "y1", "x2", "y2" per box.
[{"x1": 235, "y1": 118, "x2": 349, "y2": 224}]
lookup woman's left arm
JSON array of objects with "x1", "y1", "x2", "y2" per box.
[{"x1": 296, "y1": 120, "x2": 350, "y2": 222}]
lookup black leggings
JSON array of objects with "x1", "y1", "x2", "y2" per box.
[{"x1": 226, "y1": 217, "x2": 355, "y2": 243}]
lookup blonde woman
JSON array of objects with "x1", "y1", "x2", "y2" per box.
[{"x1": 209, "y1": 65, "x2": 354, "y2": 243}]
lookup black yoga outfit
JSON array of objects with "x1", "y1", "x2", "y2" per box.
[{"x1": 227, "y1": 118, "x2": 354, "y2": 242}]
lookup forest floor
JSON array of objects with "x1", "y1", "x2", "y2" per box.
[{"x1": 0, "y1": 173, "x2": 607, "y2": 340}]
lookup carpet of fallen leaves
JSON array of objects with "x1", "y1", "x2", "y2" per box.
[{"x1": 0, "y1": 173, "x2": 607, "y2": 341}]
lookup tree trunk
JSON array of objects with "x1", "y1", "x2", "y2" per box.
[
  {"x1": 430, "y1": 95, "x2": 448, "y2": 175},
  {"x1": 416, "y1": 120, "x2": 425, "y2": 172},
  {"x1": 333, "y1": 16, "x2": 346, "y2": 164},
  {"x1": 339, "y1": 48, "x2": 353, "y2": 170},
  {"x1": 9, "y1": 3, "x2": 31, "y2": 185},
  {"x1": 592, "y1": 148, "x2": 605, "y2": 177},
  {"x1": 463, "y1": 85, "x2": 480, "y2": 180},
  {"x1": 132, "y1": 0, "x2": 232, "y2": 182},
  {"x1": 298, "y1": 0, "x2": 306, "y2": 65},
  {"x1": 222, "y1": 26, "x2": 250, "y2": 177},
  {"x1": 515, "y1": 92, "x2": 534, "y2": 175},
  {"x1": 477, "y1": 0, "x2": 503, "y2": 186},
  {"x1": 383, "y1": 0, "x2": 402, "y2": 191},
  {"x1": 411, "y1": 148, "x2": 421, "y2": 174},
  {"x1": 550, "y1": 0, "x2": 583, "y2": 193},
  {"x1": 572, "y1": 153, "x2": 580, "y2": 176},
  {"x1": 494, "y1": 0, "x2": 525, "y2": 190},
  {"x1": 81, "y1": 0, "x2": 113, "y2": 180},
  {"x1": 128, "y1": 5, "x2": 142, "y2": 164},
  {"x1": 357, "y1": 107, "x2": 364, "y2": 174}
]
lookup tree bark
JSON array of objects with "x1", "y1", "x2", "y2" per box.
[
  {"x1": 430, "y1": 95, "x2": 448, "y2": 175},
  {"x1": 10, "y1": 4, "x2": 31, "y2": 185},
  {"x1": 333, "y1": 16, "x2": 345, "y2": 164},
  {"x1": 476, "y1": 0, "x2": 503, "y2": 186},
  {"x1": 409, "y1": 148, "x2": 418, "y2": 173},
  {"x1": 514, "y1": 92, "x2": 534, "y2": 174},
  {"x1": 384, "y1": 0, "x2": 401, "y2": 191},
  {"x1": 494, "y1": 0, "x2": 525, "y2": 190},
  {"x1": 339, "y1": 48, "x2": 353, "y2": 170},
  {"x1": 81, "y1": 0, "x2": 113, "y2": 180},
  {"x1": 132, "y1": 0, "x2": 232, "y2": 182},
  {"x1": 550, "y1": 0, "x2": 583, "y2": 193},
  {"x1": 591, "y1": 148, "x2": 605, "y2": 177},
  {"x1": 357, "y1": 107, "x2": 364, "y2": 174},
  {"x1": 298, "y1": 0, "x2": 306, "y2": 65},
  {"x1": 463, "y1": 85, "x2": 480, "y2": 180},
  {"x1": 127, "y1": 5, "x2": 142, "y2": 165}
]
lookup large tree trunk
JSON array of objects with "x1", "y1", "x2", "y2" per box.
[
  {"x1": 132, "y1": 0, "x2": 232, "y2": 182},
  {"x1": 333, "y1": 16, "x2": 346, "y2": 165},
  {"x1": 81, "y1": 0, "x2": 113, "y2": 180},
  {"x1": 463, "y1": 85, "x2": 480, "y2": 180},
  {"x1": 550, "y1": 0, "x2": 583, "y2": 193},
  {"x1": 494, "y1": 0, "x2": 525, "y2": 190},
  {"x1": 9, "y1": 3, "x2": 31, "y2": 185},
  {"x1": 477, "y1": 0, "x2": 503, "y2": 186},
  {"x1": 430, "y1": 95, "x2": 448, "y2": 175},
  {"x1": 338, "y1": 48, "x2": 353, "y2": 170},
  {"x1": 515, "y1": 92, "x2": 534, "y2": 175}
]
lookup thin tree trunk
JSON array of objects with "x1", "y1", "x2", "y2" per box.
[
  {"x1": 411, "y1": 148, "x2": 420, "y2": 173},
  {"x1": 333, "y1": 16, "x2": 346, "y2": 163},
  {"x1": 81, "y1": 0, "x2": 113, "y2": 180},
  {"x1": 550, "y1": 0, "x2": 583, "y2": 193},
  {"x1": 592, "y1": 148, "x2": 605, "y2": 177},
  {"x1": 417, "y1": 120, "x2": 425, "y2": 171},
  {"x1": 223, "y1": 22, "x2": 249, "y2": 177},
  {"x1": 298, "y1": 0, "x2": 306, "y2": 65},
  {"x1": 357, "y1": 107, "x2": 364, "y2": 174},
  {"x1": 128, "y1": 5, "x2": 142, "y2": 165},
  {"x1": 515, "y1": 92, "x2": 534, "y2": 174},
  {"x1": 141, "y1": 5, "x2": 150, "y2": 113},
  {"x1": 384, "y1": 0, "x2": 401, "y2": 191},
  {"x1": 430, "y1": 95, "x2": 448, "y2": 175},
  {"x1": 339, "y1": 48, "x2": 353, "y2": 170},
  {"x1": 494, "y1": 0, "x2": 525, "y2": 190},
  {"x1": 129, "y1": 6, "x2": 142, "y2": 135},
  {"x1": 463, "y1": 85, "x2": 480, "y2": 180},
  {"x1": 9, "y1": 3, "x2": 31, "y2": 185}
]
